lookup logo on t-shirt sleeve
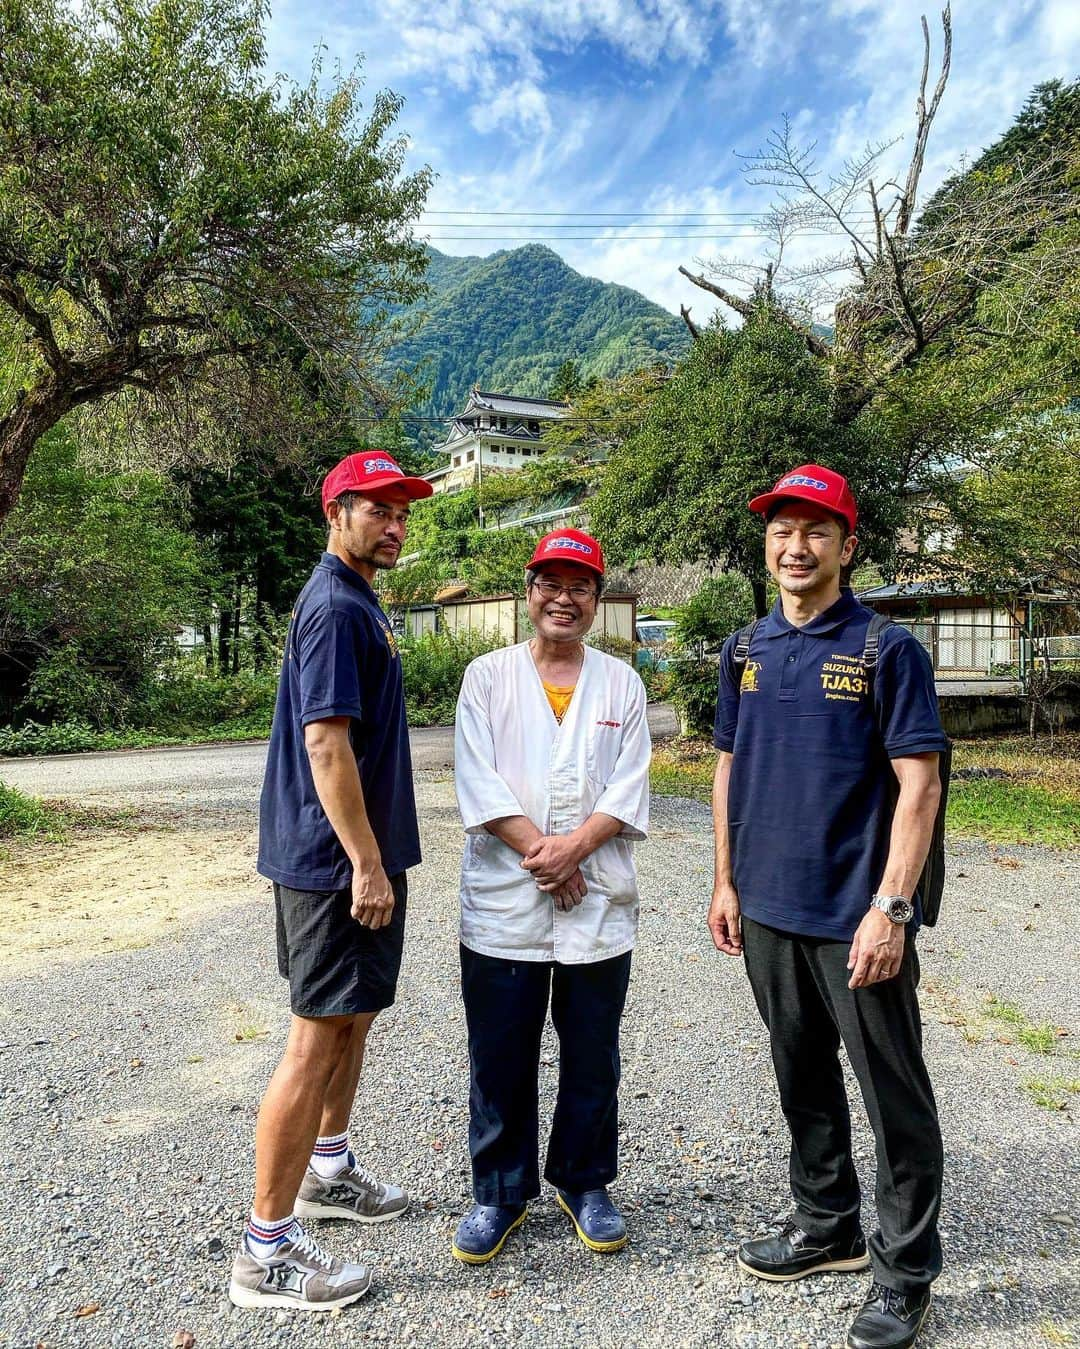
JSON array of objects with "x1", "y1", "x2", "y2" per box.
[{"x1": 379, "y1": 620, "x2": 399, "y2": 658}]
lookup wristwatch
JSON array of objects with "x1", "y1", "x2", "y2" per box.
[{"x1": 871, "y1": 894, "x2": 914, "y2": 925}]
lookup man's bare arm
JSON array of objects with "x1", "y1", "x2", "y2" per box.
[
  {"x1": 304, "y1": 716, "x2": 393, "y2": 929},
  {"x1": 848, "y1": 752, "x2": 941, "y2": 989},
  {"x1": 707, "y1": 751, "x2": 742, "y2": 955}
]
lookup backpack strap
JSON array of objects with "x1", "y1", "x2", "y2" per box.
[
  {"x1": 730, "y1": 619, "x2": 761, "y2": 691},
  {"x1": 861, "y1": 612, "x2": 893, "y2": 690}
]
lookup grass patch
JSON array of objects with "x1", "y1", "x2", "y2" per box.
[
  {"x1": 649, "y1": 740, "x2": 715, "y2": 804},
  {"x1": 650, "y1": 732, "x2": 1080, "y2": 849},
  {"x1": 1021, "y1": 1076, "x2": 1080, "y2": 1111},
  {"x1": 948, "y1": 733, "x2": 1080, "y2": 848},
  {"x1": 947, "y1": 779, "x2": 1080, "y2": 848},
  {"x1": 1017, "y1": 1023, "x2": 1059, "y2": 1055},
  {"x1": 1041, "y1": 1321, "x2": 1075, "y2": 1344},
  {"x1": 233, "y1": 1023, "x2": 270, "y2": 1043},
  {"x1": 0, "y1": 780, "x2": 68, "y2": 843},
  {"x1": 984, "y1": 996, "x2": 1026, "y2": 1027}
]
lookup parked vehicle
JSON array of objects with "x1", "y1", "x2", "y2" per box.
[{"x1": 634, "y1": 615, "x2": 678, "y2": 672}]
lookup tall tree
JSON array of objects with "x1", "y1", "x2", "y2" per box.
[
  {"x1": 678, "y1": 10, "x2": 1076, "y2": 434},
  {"x1": 0, "y1": 0, "x2": 432, "y2": 525},
  {"x1": 589, "y1": 311, "x2": 901, "y2": 616}
]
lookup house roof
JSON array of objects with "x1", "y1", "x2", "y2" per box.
[
  {"x1": 857, "y1": 582, "x2": 963, "y2": 600},
  {"x1": 468, "y1": 390, "x2": 568, "y2": 419}
]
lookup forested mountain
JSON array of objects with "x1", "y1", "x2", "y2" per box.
[{"x1": 391, "y1": 245, "x2": 691, "y2": 433}]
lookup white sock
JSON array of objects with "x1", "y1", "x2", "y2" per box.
[
  {"x1": 245, "y1": 1212, "x2": 295, "y2": 1259},
  {"x1": 309, "y1": 1130, "x2": 350, "y2": 1179}
]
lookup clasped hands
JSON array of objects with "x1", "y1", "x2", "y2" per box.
[{"x1": 520, "y1": 833, "x2": 587, "y2": 912}]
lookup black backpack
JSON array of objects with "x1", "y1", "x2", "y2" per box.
[{"x1": 729, "y1": 613, "x2": 951, "y2": 925}]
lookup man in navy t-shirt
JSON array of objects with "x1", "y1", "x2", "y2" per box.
[
  {"x1": 229, "y1": 451, "x2": 431, "y2": 1315},
  {"x1": 709, "y1": 465, "x2": 947, "y2": 1349}
]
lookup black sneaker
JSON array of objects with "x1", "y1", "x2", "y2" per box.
[
  {"x1": 847, "y1": 1282, "x2": 932, "y2": 1349},
  {"x1": 737, "y1": 1218, "x2": 870, "y2": 1282}
]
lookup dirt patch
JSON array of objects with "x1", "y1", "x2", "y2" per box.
[{"x1": 1, "y1": 820, "x2": 260, "y2": 971}]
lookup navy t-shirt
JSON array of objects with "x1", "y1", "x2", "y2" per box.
[
  {"x1": 257, "y1": 553, "x2": 421, "y2": 890},
  {"x1": 713, "y1": 590, "x2": 947, "y2": 942}
]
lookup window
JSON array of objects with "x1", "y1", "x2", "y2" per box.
[
  {"x1": 936, "y1": 606, "x2": 1018, "y2": 672},
  {"x1": 466, "y1": 450, "x2": 475, "y2": 463},
  {"x1": 453, "y1": 455, "x2": 461, "y2": 467}
]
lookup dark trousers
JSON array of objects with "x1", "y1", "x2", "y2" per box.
[
  {"x1": 742, "y1": 916, "x2": 943, "y2": 1294},
  {"x1": 459, "y1": 943, "x2": 632, "y2": 1205}
]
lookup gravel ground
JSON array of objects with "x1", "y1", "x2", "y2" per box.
[{"x1": 1, "y1": 763, "x2": 1078, "y2": 1349}]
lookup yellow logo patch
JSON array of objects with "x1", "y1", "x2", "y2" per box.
[
  {"x1": 380, "y1": 621, "x2": 399, "y2": 658},
  {"x1": 820, "y1": 654, "x2": 866, "y2": 703},
  {"x1": 740, "y1": 660, "x2": 762, "y2": 693}
]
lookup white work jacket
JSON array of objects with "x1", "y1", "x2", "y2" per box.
[{"x1": 454, "y1": 642, "x2": 651, "y2": 964}]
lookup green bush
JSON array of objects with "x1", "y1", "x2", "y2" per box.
[
  {"x1": 401, "y1": 629, "x2": 504, "y2": 726},
  {"x1": 675, "y1": 574, "x2": 756, "y2": 650},
  {"x1": 587, "y1": 633, "x2": 635, "y2": 660},
  {"x1": 667, "y1": 659, "x2": 721, "y2": 737},
  {"x1": 140, "y1": 658, "x2": 278, "y2": 731},
  {"x1": 0, "y1": 780, "x2": 65, "y2": 840}
]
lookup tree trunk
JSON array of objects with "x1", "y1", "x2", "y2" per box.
[
  {"x1": 217, "y1": 604, "x2": 231, "y2": 677},
  {"x1": 0, "y1": 385, "x2": 75, "y2": 527},
  {"x1": 202, "y1": 620, "x2": 214, "y2": 672},
  {"x1": 231, "y1": 580, "x2": 242, "y2": 675},
  {"x1": 751, "y1": 579, "x2": 768, "y2": 618}
]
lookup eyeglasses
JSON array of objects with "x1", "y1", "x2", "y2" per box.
[{"x1": 533, "y1": 577, "x2": 596, "y2": 603}]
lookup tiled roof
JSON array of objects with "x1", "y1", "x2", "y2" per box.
[{"x1": 467, "y1": 390, "x2": 568, "y2": 419}]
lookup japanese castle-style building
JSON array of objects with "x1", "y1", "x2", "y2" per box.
[{"x1": 422, "y1": 389, "x2": 568, "y2": 494}]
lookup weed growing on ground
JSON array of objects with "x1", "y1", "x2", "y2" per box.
[
  {"x1": 0, "y1": 781, "x2": 67, "y2": 847},
  {"x1": 1022, "y1": 1076, "x2": 1080, "y2": 1111}
]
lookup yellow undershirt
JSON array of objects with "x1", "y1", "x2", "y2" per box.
[{"x1": 542, "y1": 680, "x2": 575, "y2": 724}]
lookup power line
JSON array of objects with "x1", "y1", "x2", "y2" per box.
[{"x1": 420, "y1": 209, "x2": 878, "y2": 219}]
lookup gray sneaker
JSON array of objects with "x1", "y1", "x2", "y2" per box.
[
  {"x1": 228, "y1": 1224, "x2": 372, "y2": 1312},
  {"x1": 295, "y1": 1158, "x2": 409, "y2": 1224}
]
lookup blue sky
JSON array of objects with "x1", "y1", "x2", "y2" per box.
[{"x1": 266, "y1": 1, "x2": 1080, "y2": 321}]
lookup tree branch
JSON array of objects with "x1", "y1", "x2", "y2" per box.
[
  {"x1": 896, "y1": 5, "x2": 952, "y2": 234},
  {"x1": 679, "y1": 305, "x2": 701, "y2": 342}
]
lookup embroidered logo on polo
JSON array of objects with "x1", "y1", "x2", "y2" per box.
[
  {"x1": 596, "y1": 719, "x2": 621, "y2": 728},
  {"x1": 543, "y1": 537, "x2": 593, "y2": 556},
  {"x1": 777, "y1": 473, "x2": 828, "y2": 492},
  {"x1": 740, "y1": 660, "x2": 762, "y2": 693},
  {"x1": 363, "y1": 457, "x2": 401, "y2": 475},
  {"x1": 820, "y1": 654, "x2": 867, "y2": 702},
  {"x1": 378, "y1": 620, "x2": 399, "y2": 658}
]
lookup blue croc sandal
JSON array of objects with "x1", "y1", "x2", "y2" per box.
[
  {"x1": 556, "y1": 1187, "x2": 628, "y2": 1252},
  {"x1": 451, "y1": 1203, "x2": 527, "y2": 1264}
]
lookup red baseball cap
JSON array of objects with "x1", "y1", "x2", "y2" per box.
[
  {"x1": 320, "y1": 451, "x2": 433, "y2": 514},
  {"x1": 526, "y1": 528, "x2": 605, "y2": 577},
  {"x1": 748, "y1": 464, "x2": 858, "y2": 534}
]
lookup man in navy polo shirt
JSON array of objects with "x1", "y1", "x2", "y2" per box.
[
  {"x1": 709, "y1": 465, "x2": 947, "y2": 1349},
  {"x1": 228, "y1": 451, "x2": 432, "y2": 1314}
]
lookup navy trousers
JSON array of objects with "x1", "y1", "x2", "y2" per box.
[{"x1": 459, "y1": 943, "x2": 632, "y2": 1205}]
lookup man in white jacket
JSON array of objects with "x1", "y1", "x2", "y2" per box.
[{"x1": 451, "y1": 528, "x2": 651, "y2": 1265}]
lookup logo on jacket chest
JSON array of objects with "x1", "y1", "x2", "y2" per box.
[{"x1": 820, "y1": 654, "x2": 867, "y2": 703}]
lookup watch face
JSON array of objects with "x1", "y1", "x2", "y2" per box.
[{"x1": 888, "y1": 898, "x2": 914, "y2": 923}]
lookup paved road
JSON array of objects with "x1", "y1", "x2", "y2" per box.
[{"x1": 0, "y1": 705, "x2": 680, "y2": 802}]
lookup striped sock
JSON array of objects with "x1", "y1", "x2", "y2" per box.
[
  {"x1": 245, "y1": 1212, "x2": 295, "y2": 1259},
  {"x1": 310, "y1": 1130, "x2": 350, "y2": 1179}
]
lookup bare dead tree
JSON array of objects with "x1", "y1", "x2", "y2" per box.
[{"x1": 680, "y1": 4, "x2": 1078, "y2": 420}]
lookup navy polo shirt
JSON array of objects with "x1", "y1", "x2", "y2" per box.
[
  {"x1": 713, "y1": 590, "x2": 947, "y2": 942},
  {"x1": 257, "y1": 553, "x2": 421, "y2": 890}
]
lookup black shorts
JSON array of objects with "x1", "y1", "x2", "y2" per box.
[{"x1": 274, "y1": 873, "x2": 408, "y2": 1017}]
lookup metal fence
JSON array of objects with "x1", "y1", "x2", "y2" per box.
[{"x1": 892, "y1": 616, "x2": 1080, "y2": 680}]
